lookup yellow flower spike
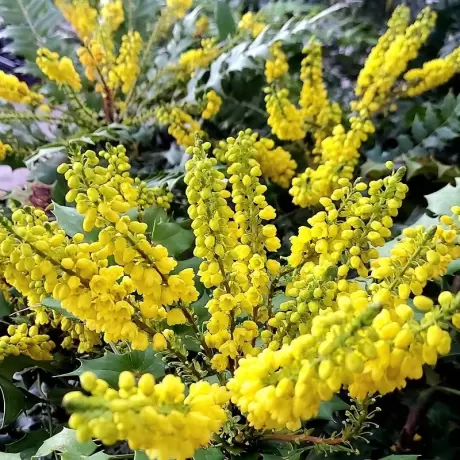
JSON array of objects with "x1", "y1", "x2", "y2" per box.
[
  {"x1": 156, "y1": 106, "x2": 202, "y2": 147},
  {"x1": 36, "y1": 48, "x2": 82, "y2": 91},
  {"x1": 201, "y1": 90, "x2": 222, "y2": 119},
  {"x1": 0, "y1": 71, "x2": 43, "y2": 105},
  {"x1": 55, "y1": 0, "x2": 98, "y2": 40},
  {"x1": 166, "y1": 0, "x2": 193, "y2": 19},
  {"x1": 238, "y1": 12, "x2": 266, "y2": 38}
]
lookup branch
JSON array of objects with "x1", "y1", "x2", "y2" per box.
[{"x1": 264, "y1": 433, "x2": 344, "y2": 445}]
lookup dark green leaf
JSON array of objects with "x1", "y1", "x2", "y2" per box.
[
  {"x1": 134, "y1": 452, "x2": 149, "y2": 460},
  {"x1": 0, "y1": 291, "x2": 12, "y2": 317},
  {"x1": 194, "y1": 447, "x2": 225, "y2": 460},
  {"x1": 215, "y1": 0, "x2": 236, "y2": 40},
  {"x1": 61, "y1": 348, "x2": 165, "y2": 388},
  {"x1": 52, "y1": 203, "x2": 99, "y2": 242},
  {"x1": 0, "y1": 376, "x2": 26, "y2": 428},
  {"x1": 396, "y1": 134, "x2": 414, "y2": 153},
  {"x1": 6, "y1": 429, "x2": 49, "y2": 456},
  {"x1": 0, "y1": 355, "x2": 57, "y2": 379},
  {"x1": 35, "y1": 428, "x2": 97, "y2": 457},
  {"x1": 411, "y1": 115, "x2": 427, "y2": 143},
  {"x1": 144, "y1": 206, "x2": 169, "y2": 235},
  {"x1": 152, "y1": 222, "x2": 195, "y2": 257},
  {"x1": 441, "y1": 92, "x2": 458, "y2": 119},
  {"x1": 316, "y1": 395, "x2": 349, "y2": 420},
  {"x1": 424, "y1": 104, "x2": 439, "y2": 131},
  {"x1": 437, "y1": 126, "x2": 457, "y2": 141},
  {"x1": 41, "y1": 298, "x2": 77, "y2": 319}
]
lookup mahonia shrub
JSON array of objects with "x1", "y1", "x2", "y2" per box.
[{"x1": 1, "y1": 135, "x2": 460, "y2": 459}]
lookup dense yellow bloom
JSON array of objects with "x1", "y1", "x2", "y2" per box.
[
  {"x1": 201, "y1": 90, "x2": 222, "y2": 119},
  {"x1": 36, "y1": 48, "x2": 82, "y2": 91},
  {"x1": 265, "y1": 87, "x2": 306, "y2": 141},
  {"x1": 0, "y1": 141, "x2": 13, "y2": 161},
  {"x1": 166, "y1": 0, "x2": 193, "y2": 19},
  {"x1": 265, "y1": 42, "x2": 289, "y2": 83},
  {"x1": 101, "y1": 0, "x2": 125, "y2": 32},
  {"x1": 0, "y1": 324, "x2": 55, "y2": 361},
  {"x1": 0, "y1": 71, "x2": 43, "y2": 105},
  {"x1": 110, "y1": 32, "x2": 143, "y2": 94},
  {"x1": 155, "y1": 106, "x2": 202, "y2": 147},
  {"x1": 64, "y1": 372, "x2": 229, "y2": 460},
  {"x1": 77, "y1": 41, "x2": 105, "y2": 82},
  {"x1": 238, "y1": 12, "x2": 265, "y2": 38},
  {"x1": 194, "y1": 15, "x2": 209, "y2": 37},
  {"x1": 229, "y1": 290, "x2": 460, "y2": 430},
  {"x1": 34, "y1": 308, "x2": 101, "y2": 353},
  {"x1": 403, "y1": 47, "x2": 460, "y2": 97},
  {"x1": 353, "y1": 7, "x2": 437, "y2": 114},
  {"x1": 177, "y1": 39, "x2": 220, "y2": 76},
  {"x1": 55, "y1": 0, "x2": 98, "y2": 40}
]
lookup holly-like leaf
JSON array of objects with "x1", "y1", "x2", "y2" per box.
[
  {"x1": 215, "y1": 0, "x2": 236, "y2": 41},
  {"x1": 0, "y1": 376, "x2": 27, "y2": 428},
  {"x1": 35, "y1": 428, "x2": 97, "y2": 457},
  {"x1": 152, "y1": 222, "x2": 194, "y2": 257},
  {"x1": 61, "y1": 348, "x2": 165, "y2": 388},
  {"x1": 425, "y1": 178, "x2": 460, "y2": 217},
  {"x1": 6, "y1": 429, "x2": 49, "y2": 457},
  {"x1": 411, "y1": 115, "x2": 427, "y2": 143},
  {"x1": 52, "y1": 203, "x2": 99, "y2": 242},
  {"x1": 194, "y1": 447, "x2": 225, "y2": 460},
  {"x1": 41, "y1": 297, "x2": 77, "y2": 319},
  {"x1": 0, "y1": 291, "x2": 12, "y2": 317},
  {"x1": 379, "y1": 456, "x2": 420, "y2": 460},
  {"x1": 316, "y1": 395, "x2": 349, "y2": 420}
]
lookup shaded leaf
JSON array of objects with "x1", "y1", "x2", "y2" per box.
[
  {"x1": 411, "y1": 115, "x2": 427, "y2": 143},
  {"x1": 41, "y1": 297, "x2": 77, "y2": 319},
  {"x1": 316, "y1": 395, "x2": 349, "y2": 420},
  {"x1": 52, "y1": 203, "x2": 99, "y2": 242},
  {"x1": 0, "y1": 291, "x2": 12, "y2": 317},
  {"x1": 215, "y1": 1, "x2": 236, "y2": 41},
  {"x1": 61, "y1": 349, "x2": 165, "y2": 388},
  {"x1": 0, "y1": 376, "x2": 26, "y2": 428},
  {"x1": 134, "y1": 452, "x2": 149, "y2": 460},
  {"x1": 152, "y1": 222, "x2": 194, "y2": 257},
  {"x1": 35, "y1": 428, "x2": 96, "y2": 457},
  {"x1": 194, "y1": 447, "x2": 225, "y2": 460}
]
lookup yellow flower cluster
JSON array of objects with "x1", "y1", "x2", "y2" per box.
[
  {"x1": 289, "y1": 7, "x2": 460, "y2": 208},
  {"x1": 353, "y1": 6, "x2": 436, "y2": 115},
  {"x1": 0, "y1": 144, "x2": 194, "y2": 350},
  {"x1": 186, "y1": 134, "x2": 281, "y2": 370},
  {"x1": 34, "y1": 308, "x2": 101, "y2": 353},
  {"x1": 110, "y1": 32, "x2": 143, "y2": 94},
  {"x1": 194, "y1": 15, "x2": 209, "y2": 37},
  {"x1": 0, "y1": 141, "x2": 13, "y2": 162},
  {"x1": 101, "y1": 0, "x2": 125, "y2": 32},
  {"x1": 0, "y1": 71, "x2": 43, "y2": 105},
  {"x1": 166, "y1": 0, "x2": 193, "y2": 19},
  {"x1": 403, "y1": 47, "x2": 460, "y2": 97},
  {"x1": 201, "y1": 90, "x2": 222, "y2": 119},
  {"x1": 268, "y1": 169, "x2": 407, "y2": 346},
  {"x1": 55, "y1": 0, "x2": 98, "y2": 40},
  {"x1": 265, "y1": 42, "x2": 289, "y2": 84},
  {"x1": 177, "y1": 38, "x2": 220, "y2": 76},
  {"x1": 299, "y1": 41, "x2": 342, "y2": 154},
  {"x1": 0, "y1": 324, "x2": 55, "y2": 361},
  {"x1": 229, "y1": 290, "x2": 460, "y2": 430},
  {"x1": 215, "y1": 132, "x2": 297, "y2": 188},
  {"x1": 64, "y1": 372, "x2": 229, "y2": 460},
  {"x1": 155, "y1": 106, "x2": 202, "y2": 147},
  {"x1": 238, "y1": 12, "x2": 265, "y2": 38},
  {"x1": 264, "y1": 43, "x2": 305, "y2": 141},
  {"x1": 36, "y1": 48, "x2": 82, "y2": 91},
  {"x1": 77, "y1": 41, "x2": 105, "y2": 82}
]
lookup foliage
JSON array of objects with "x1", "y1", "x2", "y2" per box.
[{"x1": 1, "y1": 1, "x2": 460, "y2": 460}]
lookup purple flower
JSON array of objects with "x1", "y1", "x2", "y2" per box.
[{"x1": 0, "y1": 166, "x2": 29, "y2": 197}]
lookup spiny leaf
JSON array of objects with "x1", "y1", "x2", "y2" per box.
[
  {"x1": 34, "y1": 428, "x2": 97, "y2": 457},
  {"x1": 60, "y1": 349, "x2": 165, "y2": 388}
]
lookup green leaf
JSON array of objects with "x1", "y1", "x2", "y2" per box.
[
  {"x1": 425, "y1": 178, "x2": 460, "y2": 216},
  {"x1": 6, "y1": 429, "x2": 49, "y2": 457},
  {"x1": 0, "y1": 291, "x2": 12, "y2": 317},
  {"x1": 52, "y1": 203, "x2": 99, "y2": 242},
  {"x1": 194, "y1": 447, "x2": 225, "y2": 460},
  {"x1": 316, "y1": 395, "x2": 349, "y2": 420},
  {"x1": 34, "y1": 428, "x2": 97, "y2": 457},
  {"x1": 215, "y1": 0, "x2": 236, "y2": 40},
  {"x1": 134, "y1": 452, "x2": 150, "y2": 460},
  {"x1": 0, "y1": 376, "x2": 26, "y2": 427},
  {"x1": 41, "y1": 297, "x2": 77, "y2": 319},
  {"x1": 0, "y1": 355, "x2": 57, "y2": 380},
  {"x1": 143, "y1": 206, "x2": 168, "y2": 234},
  {"x1": 61, "y1": 453, "x2": 112, "y2": 460},
  {"x1": 0, "y1": 454, "x2": 21, "y2": 460},
  {"x1": 61, "y1": 348, "x2": 165, "y2": 388},
  {"x1": 424, "y1": 104, "x2": 439, "y2": 131},
  {"x1": 411, "y1": 115, "x2": 427, "y2": 143},
  {"x1": 152, "y1": 222, "x2": 195, "y2": 257}
]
